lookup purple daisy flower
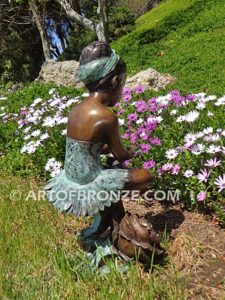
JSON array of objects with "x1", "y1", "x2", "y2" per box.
[
  {"x1": 135, "y1": 100, "x2": 148, "y2": 112},
  {"x1": 150, "y1": 137, "x2": 161, "y2": 145},
  {"x1": 135, "y1": 84, "x2": 145, "y2": 94},
  {"x1": 127, "y1": 112, "x2": 138, "y2": 122},
  {"x1": 197, "y1": 191, "x2": 207, "y2": 202},
  {"x1": 130, "y1": 133, "x2": 138, "y2": 144},
  {"x1": 123, "y1": 87, "x2": 132, "y2": 95},
  {"x1": 122, "y1": 94, "x2": 132, "y2": 102},
  {"x1": 140, "y1": 143, "x2": 151, "y2": 153},
  {"x1": 148, "y1": 98, "x2": 156, "y2": 105},
  {"x1": 186, "y1": 94, "x2": 196, "y2": 101},
  {"x1": 143, "y1": 160, "x2": 156, "y2": 169},
  {"x1": 171, "y1": 164, "x2": 181, "y2": 175}
]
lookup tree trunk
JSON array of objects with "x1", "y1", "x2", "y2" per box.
[
  {"x1": 29, "y1": 0, "x2": 51, "y2": 61},
  {"x1": 97, "y1": 0, "x2": 109, "y2": 43}
]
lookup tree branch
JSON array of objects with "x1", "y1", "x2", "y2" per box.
[{"x1": 55, "y1": 0, "x2": 97, "y2": 32}]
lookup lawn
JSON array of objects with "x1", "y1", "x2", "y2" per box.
[{"x1": 0, "y1": 173, "x2": 188, "y2": 300}]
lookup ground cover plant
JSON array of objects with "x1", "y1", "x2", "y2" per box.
[
  {"x1": 113, "y1": 0, "x2": 225, "y2": 95},
  {"x1": 0, "y1": 83, "x2": 224, "y2": 224}
]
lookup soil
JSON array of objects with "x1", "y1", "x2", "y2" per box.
[{"x1": 123, "y1": 199, "x2": 225, "y2": 300}]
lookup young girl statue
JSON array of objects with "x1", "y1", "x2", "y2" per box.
[{"x1": 45, "y1": 41, "x2": 164, "y2": 265}]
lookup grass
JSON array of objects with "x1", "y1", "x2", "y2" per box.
[
  {"x1": 113, "y1": 0, "x2": 225, "y2": 95},
  {"x1": 0, "y1": 173, "x2": 189, "y2": 299}
]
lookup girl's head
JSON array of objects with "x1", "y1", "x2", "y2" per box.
[{"x1": 78, "y1": 41, "x2": 127, "y2": 102}]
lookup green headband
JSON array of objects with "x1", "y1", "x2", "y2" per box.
[{"x1": 78, "y1": 49, "x2": 120, "y2": 84}]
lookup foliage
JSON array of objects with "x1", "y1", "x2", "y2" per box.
[
  {"x1": 113, "y1": 0, "x2": 225, "y2": 95},
  {"x1": 0, "y1": 83, "x2": 83, "y2": 177},
  {"x1": 0, "y1": 1, "x2": 43, "y2": 84},
  {"x1": 60, "y1": 3, "x2": 135, "y2": 60}
]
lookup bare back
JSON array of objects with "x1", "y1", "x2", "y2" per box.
[{"x1": 67, "y1": 96, "x2": 116, "y2": 144}]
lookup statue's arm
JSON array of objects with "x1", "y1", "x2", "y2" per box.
[{"x1": 105, "y1": 116, "x2": 133, "y2": 162}]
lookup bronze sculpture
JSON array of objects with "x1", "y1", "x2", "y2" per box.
[{"x1": 45, "y1": 41, "x2": 164, "y2": 268}]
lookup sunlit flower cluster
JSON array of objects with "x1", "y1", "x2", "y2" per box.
[
  {"x1": 1, "y1": 86, "x2": 224, "y2": 219},
  {"x1": 117, "y1": 86, "x2": 225, "y2": 209}
]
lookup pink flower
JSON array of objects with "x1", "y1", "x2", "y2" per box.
[
  {"x1": 171, "y1": 164, "x2": 181, "y2": 175},
  {"x1": 157, "y1": 167, "x2": 163, "y2": 176},
  {"x1": 149, "y1": 104, "x2": 157, "y2": 112},
  {"x1": 117, "y1": 109, "x2": 125, "y2": 115},
  {"x1": 143, "y1": 160, "x2": 155, "y2": 169},
  {"x1": 122, "y1": 132, "x2": 130, "y2": 139},
  {"x1": 186, "y1": 94, "x2": 196, "y2": 101},
  {"x1": 127, "y1": 112, "x2": 138, "y2": 122},
  {"x1": 140, "y1": 132, "x2": 149, "y2": 141},
  {"x1": 144, "y1": 120, "x2": 158, "y2": 133},
  {"x1": 148, "y1": 98, "x2": 156, "y2": 105},
  {"x1": 171, "y1": 95, "x2": 185, "y2": 106},
  {"x1": 214, "y1": 174, "x2": 225, "y2": 193},
  {"x1": 122, "y1": 94, "x2": 132, "y2": 102},
  {"x1": 197, "y1": 191, "x2": 207, "y2": 202},
  {"x1": 135, "y1": 100, "x2": 148, "y2": 112},
  {"x1": 123, "y1": 87, "x2": 132, "y2": 95},
  {"x1": 124, "y1": 159, "x2": 132, "y2": 167},
  {"x1": 130, "y1": 133, "x2": 138, "y2": 144},
  {"x1": 140, "y1": 143, "x2": 151, "y2": 153},
  {"x1": 162, "y1": 163, "x2": 173, "y2": 172},
  {"x1": 204, "y1": 158, "x2": 221, "y2": 168},
  {"x1": 135, "y1": 84, "x2": 145, "y2": 94},
  {"x1": 150, "y1": 137, "x2": 161, "y2": 145},
  {"x1": 197, "y1": 169, "x2": 211, "y2": 183}
]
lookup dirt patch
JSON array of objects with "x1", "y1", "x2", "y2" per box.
[{"x1": 123, "y1": 199, "x2": 225, "y2": 300}]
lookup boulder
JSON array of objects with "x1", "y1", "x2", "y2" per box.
[
  {"x1": 37, "y1": 60, "x2": 84, "y2": 88},
  {"x1": 125, "y1": 68, "x2": 175, "y2": 91},
  {"x1": 37, "y1": 60, "x2": 175, "y2": 90}
]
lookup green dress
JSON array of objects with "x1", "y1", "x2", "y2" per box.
[{"x1": 45, "y1": 137, "x2": 130, "y2": 216}]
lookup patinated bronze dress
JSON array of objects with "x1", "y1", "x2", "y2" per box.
[{"x1": 45, "y1": 137, "x2": 130, "y2": 216}]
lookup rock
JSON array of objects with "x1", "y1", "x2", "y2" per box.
[
  {"x1": 37, "y1": 60, "x2": 85, "y2": 88},
  {"x1": 37, "y1": 60, "x2": 175, "y2": 90},
  {"x1": 125, "y1": 68, "x2": 175, "y2": 91}
]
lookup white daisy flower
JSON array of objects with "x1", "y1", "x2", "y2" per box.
[
  {"x1": 203, "y1": 127, "x2": 213, "y2": 135},
  {"x1": 49, "y1": 88, "x2": 56, "y2": 95},
  {"x1": 170, "y1": 109, "x2": 177, "y2": 115},
  {"x1": 184, "y1": 133, "x2": 197, "y2": 144},
  {"x1": 191, "y1": 144, "x2": 205, "y2": 155},
  {"x1": 206, "y1": 145, "x2": 221, "y2": 154},
  {"x1": 185, "y1": 110, "x2": 199, "y2": 123},
  {"x1": 31, "y1": 129, "x2": 41, "y2": 137},
  {"x1": 136, "y1": 118, "x2": 144, "y2": 124},
  {"x1": 183, "y1": 170, "x2": 194, "y2": 178},
  {"x1": 165, "y1": 149, "x2": 179, "y2": 160},
  {"x1": 118, "y1": 118, "x2": 125, "y2": 125},
  {"x1": 61, "y1": 129, "x2": 67, "y2": 136},
  {"x1": 40, "y1": 133, "x2": 49, "y2": 140}
]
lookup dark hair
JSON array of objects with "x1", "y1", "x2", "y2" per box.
[{"x1": 79, "y1": 41, "x2": 127, "y2": 92}]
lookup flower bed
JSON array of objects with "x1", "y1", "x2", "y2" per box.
[{"x1": 0, "y1": 85, "x2": 224, "y2": 222}]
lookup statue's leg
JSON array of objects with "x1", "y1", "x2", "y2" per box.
[{"x1": 81, "y1": 212, "x2": 102, "y2": 239}]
